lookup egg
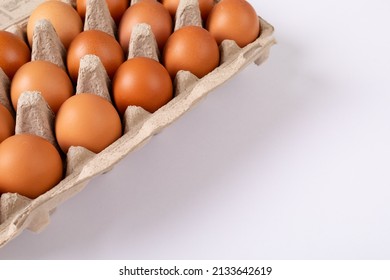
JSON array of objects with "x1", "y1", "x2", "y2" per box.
[
  {"x1": 161, "y1": 0, "x2": 214, "y2": 21},
  {"x1": 0, "y1": 134, "x2": 63, "y2": 199},
  {"x1": 0, "y1": 104, "x2": 15, "y2": 144},
  {"x1": 118, "y1": 0, "x2": 172, "y2": 53},
  {"x1": 11, "y1": 61, "x2": 74, "y2": 114},
  {"x1": 112, "y1": 57, "x2": 173, "y2": 115},
  {"x1": 163, "y1": 25, "x2": 219, "y2": 79},
  {"x1": 0, "y1": 31, "x2": 30, "y2": 80},
  {"x1": 55, "y1": 93, "x2": 122, "y2": 154},
  {"x1": 206, "y1": 0, "x2": 260, "y2": 48},
  {"x1": 67, "y1": 30, "x2": 124, "y2": 82},
  {"x1": 27, "y1": 1, "x2": 83, "y2": 49},
  {"x1": 77, "y1": 0, "x2": 129, "y2": 25}
]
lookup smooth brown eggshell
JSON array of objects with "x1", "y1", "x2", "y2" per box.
[
  {"x1": 118, "y1": 0, "x2": 172, "y2": 53},
  {"x1": 11, "y1": 61, "x2": 74, "y2": 114},
  {"x1": 113, "y1": 57, "x2": 173, "y2": 115},
  {"x1": 77, "y1": 0, "x2": 129, "y2": 25},
  {"x1": 163, "y1": 25, "x2": 219, "y2": 79},
  {"x1": 55, "y1": 93, "x2": 122, "y2": 154},
  {"x1": 0, "y1": 104, "x2": 15, "y2": 144},
  {"x1": 0, "y1": 134, "x2": 63, "y2": 199},
  {"x1": 206, "y1": 0, "x2": 260, "y2": 48},
  {"x1": 161, "y1": 0, "x2": 214, "y2": 21},
  {"x1": 0, "y1": 31, "x2": 31, "y2": 80},
  {"x1": 67, "y1": 30, "x2": 125, "y2": 83},
  {"x1": 27, "y1": 1, "x2": 83, "y2": 49}
]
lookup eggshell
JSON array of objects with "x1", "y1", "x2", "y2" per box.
[
  {"x1": 77, "y1": 0, "x2": 129, "y2": 25},
  {"x1": 163, "y1": 25, "x2": 219, "y2": 79},
  {"x1": 27, "y1": 1, "x2": 83, "y2": 49},
  {"x1": 206, "y1": 0, "x2": 260, "y2": 47},
  {"x1": 118, "y1": 0, "x2": 172, "y2": 53},
  {"x1": 112, "y1": 57, "x2": 173, "y2": 114},
  {"x1": 0, "y1": 134, "x2": 63, "y2": 199},
  {"x1": 67, "y1": 30, "x2": 125, "y2": 82},
  {"x1": 0, "y1": 31, "x2": 31, "y2": 80},
  {"x1": 0, "y1": 104, "x2": 15, "y2": 144},
  {"x1": 161, "y1": 0, "x2": 214, "y2": 21},
  {"x1": 11, "y1": 61, "x2": 74, "y2": 114},
  {"x1": 55, "y1": 93, "x2": 122, "y2": 154}
]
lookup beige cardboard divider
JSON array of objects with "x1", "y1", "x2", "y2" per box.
[
  {"x1": 128, "y1": 23, "x2": 160, "y2": 62},
  {"x1": 0, "y1": 0, "x2": 276, "y2": 247},
  {"x1": 15, "y1": 92, "x2": 57, "y2": 148},
  {"x1": 175, "y1": 0, "x2": 202, "y2": 31},
  {"x1": 84, "y1": 0, "x2": 116, "y2": 36},
  {"x1": 0, "y1": 69, "x2": 13, "y2": 114},
  {"x1": 76, "y1": 54, "x2": 112, "y2": 101},
  {"x1": 31, "y1": 19, "x2": 66, "y2": 70}
]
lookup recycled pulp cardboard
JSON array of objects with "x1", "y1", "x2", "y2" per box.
[{"x1": 0, "y1": 0, "x2": 275, "y2": 248}]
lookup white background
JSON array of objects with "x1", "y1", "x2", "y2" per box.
[{"x1": 1, "y1": 0, "x2": 390, "y2": 259}]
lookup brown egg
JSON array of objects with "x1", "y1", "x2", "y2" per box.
[
  {"x1": 67, "y1": 30, "x2": 124, "y2": 82},
  {"x1": 0, "y1": 134, "x2": 63, "y2": 199},
  {"x1": 163, "y1": 25, "x2": 219, "y2": 79},
  {"x1": 118, "y1": 0, "x2": 172, "y2": 53},
  {"x1": 27, "y1": 1, "x2": 83, "y2": 49},
  {"x1": 0, "y1": 104, "x2": 15, "y2": 144},
  {"x1": 55, "y1": 93, "x2": 122, "y2": 154},
  {"x1": 161, "y1": 0, "x2": 214, "y2": 21},
  {"x1": 206, "y1": 0, "x2": 260, "y2": 48},
  {"x1": 0, "y1": 31, "x2": 30, "y2": 80},
  {"x1": 77, "y1": 0, "x2": 129, "y2": 25},
  {"x1": 112, "y1": 57, "x2": 173, "y2": 115},
  {"x1": 11, "y1": 61, "x2": 74, "y2": 114}
]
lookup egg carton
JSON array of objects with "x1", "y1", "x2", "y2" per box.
[{"x1": 0, "y1": 0, "x2": 275, "y2": 248}]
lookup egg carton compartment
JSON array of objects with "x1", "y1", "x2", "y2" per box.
[{"x1": 0, "y1": 0, "x2": 275, "y2": 247}]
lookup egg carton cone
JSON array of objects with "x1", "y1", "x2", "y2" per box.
[
  {"x1": 0, "y1": 69, "x2": 13, "y2": 114},
  {"x1": 30, "y1": 19, "x2": 67, "y2": 69},
  {"x1": 0, "y1": 0, "x2": 276, "y2": 248}
]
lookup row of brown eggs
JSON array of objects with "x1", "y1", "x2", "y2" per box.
[{"x1": 0, "y1": 0, "x2": 260, "y2": 199}]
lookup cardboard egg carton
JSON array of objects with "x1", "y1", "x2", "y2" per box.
[{"x1": 0, "y1": 0, "x2": 275, "y2": 247}]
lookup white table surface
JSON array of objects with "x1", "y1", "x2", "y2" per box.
[{"x1": 1, "y1": 0, "x2": 390, "y2": 259}]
